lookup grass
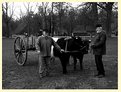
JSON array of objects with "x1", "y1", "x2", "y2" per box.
[{"x1": 2, "y1": 37, "x2": 118, "y2": 89}]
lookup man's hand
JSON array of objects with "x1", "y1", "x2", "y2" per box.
[
  {"x1": 37, "y1": 50, "x2": 40, "y2": 54},
  {"x1": 60, "y1": 49, "x2": 65, "y2": 53}
]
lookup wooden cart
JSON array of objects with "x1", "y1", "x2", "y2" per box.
[{"x1": 14, "y1": 34, "x2": 38, "y2": 66}]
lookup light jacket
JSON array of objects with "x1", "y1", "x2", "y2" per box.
[{"x1": 37, "y1": 36, "x2": 61, "y2": 56}]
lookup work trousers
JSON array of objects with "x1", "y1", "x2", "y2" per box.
[
  {"x1": 39, "y1": 56, "x2": 51, "y2": 77},
  {"x1": 95, "y1": 55, "x2": 105, "y2": 75}
]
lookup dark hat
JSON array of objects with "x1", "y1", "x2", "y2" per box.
[
  {"x1": 43, "y1": 29, "x2": 49, "y2": 33},
  {"x1": 96, "y1": 24, "x2": 102, "y2": 28}
]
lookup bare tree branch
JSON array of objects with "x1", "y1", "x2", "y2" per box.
[
  {"x1": 97, "y1": 3, "x2": 106, "y2": 10},
  {"x1": 2, "y1": 3, "x2": 6, "y2": 11},
  {"x1": 23, "y1": 2, "x2": 28, "y2": 10},
  {"x1": 23, "y1": 2, "x2": 30, "y2": 12},
  {"x1": 9, "y1": 2, "x2": 15, "y2": 21},
  {"x1": 33, "y1": 2, "x2": 39, "y2": 13},
  {"x1": 20, "y1": 6, "x2": 24, "y2": 18},
  {"x1": 113, "y1": 2, "x2": 118, "y2": 10}
]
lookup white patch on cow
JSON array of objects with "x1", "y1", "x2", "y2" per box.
[
  {"x1": 51, "y1": 37, "x2": 59, "y2": 59},
  {"x1": 52, "y1": 37, "x2": 59, "y2": 42},
  {"x1": 51, "y1": 46, "x2": 54, "y2": 57}
]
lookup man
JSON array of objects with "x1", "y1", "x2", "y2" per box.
[
  {"x1": 91, "y1": 24, "x2": 107, "y2": 78},
  {"x1": 36, "y1": 29, "x2": 64, "y2": 78}
]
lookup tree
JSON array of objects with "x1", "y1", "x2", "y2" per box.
[
  {"x1": 81, "y1": 2, "x2": 98, "y2": 27},
  {"x1": 53, "y1": 2, "x2": 73, "y2": 35},
  {"x1": 38, "y1": 2, "x2": 49, "y2": 29},
  {"x1": 54, "y1": 2, "x2": 63, "y2": 32},
  {"x1": 97, "y1": 2, "x2": 115, "y2": 37},
  {"x1": 22, "y1": 2, "x2": 38, "y2": 35},
  {"x1": 2, "y1": 2, "x2": 15, "y2": 37},
  {"x1": 76, "y1": 2, "x2": 98, "y2": 33},
  {"x1": 68, "y1": 8, "x2": 76, "y2": 34},
  {"x1": 91, "y1": 3, "x2": 98, "y2": 26},
  {"x1": 48, "y1": 2, "x2": 54, "y2": 36},
  {"x1": 24, "y1": 2, "x2": 33, "y2": 35}
]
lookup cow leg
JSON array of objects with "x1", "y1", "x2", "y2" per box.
[
  {"x1": 59, "y1": 55, "x2": 69, "y2": 74},
  {"x1": 73, "y1": 56, "x2": 77, "y2": 70},
  {"x1": 79, "y1": 54, "x2": 84, "y2": 70}
]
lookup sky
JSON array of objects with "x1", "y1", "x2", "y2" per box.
[{"x1": 3, "y1": 2, "x2": 82, "y2": 20}]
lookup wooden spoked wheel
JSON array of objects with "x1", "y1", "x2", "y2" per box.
[{"x1": 14, "y1": 37, "x2": 27, "y2": 66}]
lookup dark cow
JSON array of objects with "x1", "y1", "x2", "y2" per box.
[{"x1": 53, "y1": 36, "x2": 90, "y2": 74}]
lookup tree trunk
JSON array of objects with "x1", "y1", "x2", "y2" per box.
[
  {"x1": 51, "y1": 3, "x2": 54, "y2": 36},
  {"x1": 42, "y1": 14, "x2": 46, "y2": 29},
  {"x1": 5, "y1": 3, "x2": 9, "y2": 37},
  {"x1": 106, "y1": 3, "x2": 114, "y2": 37},
  {"x1": 92, "y1": 3, "x2": 98, "y2": 27},
  {"x1": 106, "y1": 10, "x2": 112, "y2": 37},
  {"x1": 59, "y1": 12, "x2": 62, "y2": 33},
  {"x1": 59, "y1": 3, "x2": 63, "y2": 34},
  {"x1": 6, "y1": 20, "x2": 9, "y2": 37},
  {"x1": 70, "y1": 19, "x2": 72, "y2": 35},
  {"x1": 97, "y1": 2, "x2": 114, "y2": 37}
]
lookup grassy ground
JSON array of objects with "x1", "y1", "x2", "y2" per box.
[{"x1": 2, "y1": 37, "x2": 118, "y2": 89}]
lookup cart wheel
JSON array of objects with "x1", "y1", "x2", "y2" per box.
[{"x1": 14, "y1": 37, "x2": 27, "y2": 66}]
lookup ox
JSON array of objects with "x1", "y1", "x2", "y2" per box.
[{"x1": 53, "y1": 36, "x2": 90, "y2": 74}]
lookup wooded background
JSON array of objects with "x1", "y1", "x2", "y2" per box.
[{"x1": 2, "y1": 2, "x2": 118, "y2": 37}]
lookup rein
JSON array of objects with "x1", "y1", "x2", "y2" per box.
[
  {"x1": 63, "y1": 37, "x2": 89, "y2": 53},
  {"x1": 64, "y1": 44, "x2": 88, "y2": 53}
]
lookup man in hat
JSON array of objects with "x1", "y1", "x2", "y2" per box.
[
  {"x1": 37, "y1": 29, "x2": 64, "y2": 78},
  {"x1": 91, "y1": 24, "x2": 107, "y2": 78}
]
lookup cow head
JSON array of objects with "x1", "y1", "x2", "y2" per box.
[{"x1": 66, "y1": 36, "x2": 90, "y2": 54}]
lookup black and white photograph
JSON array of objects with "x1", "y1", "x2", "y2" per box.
[{"x1": 2, "y1": 2, "x2": 118, "y2": 89}]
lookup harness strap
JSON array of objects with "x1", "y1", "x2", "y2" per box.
[
  {"x1": 65, "y1": 45, "x2": 88, "y2": 53},
  {"x1": 65, "y1": 40, "x2": 68, "y2": 51}
]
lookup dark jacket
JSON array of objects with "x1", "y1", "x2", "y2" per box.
[
  {"x1": 37, "y1": 36, "x2": 61, "y2": 56},
  {"x1": 92, "y1": 31, "x2": 106, "y2": 55}
]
